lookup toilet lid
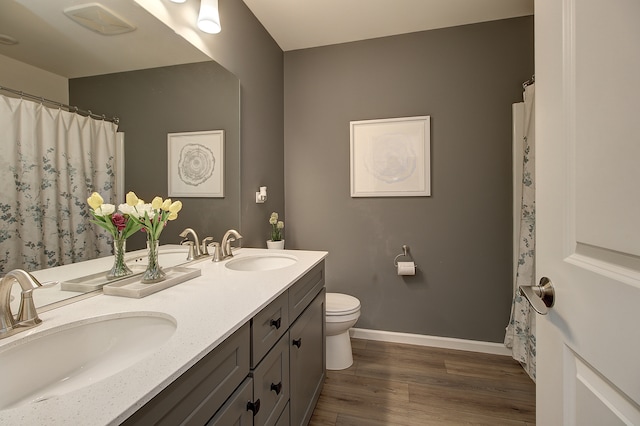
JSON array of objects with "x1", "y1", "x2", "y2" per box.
[{"x1": 326, "y1": 293, "x2": 360, "y2": 315}]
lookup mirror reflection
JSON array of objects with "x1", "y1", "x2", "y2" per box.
[{"x1": 0, "y1": 0, "x2": 241, "y2": 308}]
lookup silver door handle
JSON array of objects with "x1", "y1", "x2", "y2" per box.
[{"x1": 519, "y1": 277, "x2": 555, "y2": 315}]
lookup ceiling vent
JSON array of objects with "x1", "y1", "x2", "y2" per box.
[{"x1": 63, "y1": 3, "x2": 136, "y2": 35}]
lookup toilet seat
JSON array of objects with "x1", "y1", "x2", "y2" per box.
[{"x1": 326, "y1": 293, "x2": 360, "y2": 316}]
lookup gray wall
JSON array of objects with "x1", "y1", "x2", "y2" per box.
[
  {"x1": 284, "y1": 17, "x2": 534, "y2": 342},
  {"x1": 70, "y1": 61, "x2": 240, "y2": 250},
  {"x1": 204, "y1": 0, "x2": 285, "y2": 247}
]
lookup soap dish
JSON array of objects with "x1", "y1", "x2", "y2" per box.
[{"x1": 103, "y1": 266, "x2": 201, "y2": 298}]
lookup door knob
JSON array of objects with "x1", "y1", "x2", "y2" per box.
[{"x1": 519, "y1": 277, "x2": 555, "y2": 315}]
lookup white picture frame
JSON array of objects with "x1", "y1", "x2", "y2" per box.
[
  {"x1": 168, "y1": 130, "x2": 224, "y2": 197},
  {"x1": 350, "y1": 116, "x2": 431, "y2": 197}
]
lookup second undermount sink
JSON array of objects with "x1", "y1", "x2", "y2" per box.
[
  {"x1": 0, "y1": 312, "x2": 176, "y2": 410},
  {"x1": 225, "y1": 254, "x2": 298, "y2": 271}
]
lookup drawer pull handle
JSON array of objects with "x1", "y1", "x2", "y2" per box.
[
  {"x1": 292, "y1": 337, "x2": 302, "y2": 348},
  {"x1": 270, "y1": 381, "x2": 283, "y2": 395},
  {"x1": 247, "y1": 399, "x2": 261, "y2": 415},
  {"x1": 269, "y1": 317, "x2": 281, "y2": 329}
]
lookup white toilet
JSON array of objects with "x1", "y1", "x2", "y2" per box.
[{"x1": 325, "y1": 292, "x2": 361, "y2": 370}]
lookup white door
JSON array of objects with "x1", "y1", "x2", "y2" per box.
[{"x1": 536, "y1": 0, "x2": 640, "y2": 424}]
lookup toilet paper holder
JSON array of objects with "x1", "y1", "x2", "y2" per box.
[{"x1": 393, "y1": 245, "x2": 418, "y2": 269}]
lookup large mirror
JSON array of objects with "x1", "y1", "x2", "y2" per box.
[{"x1": 0, "y1": 0, "x2": 241, "y2": 308}]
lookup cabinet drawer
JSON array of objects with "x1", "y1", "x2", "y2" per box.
[
  {"x1": 122, "y1": 323, "x2": 250, "y2": 426},
  {"x1": 252, "y1": 333, "x2": 290, "y2": 426},
  {"x1": 275, "y1": 402, "x2": 290, "y2": 426},
  {"x1": 289, "y1": 261, "x2": 325, "y2": 322},
  {"x1": 251, "y1": 291, "x2": 289, "y2": 367},
  {"x1": 206, "y1": 377, "x2": 254, "y2": 426}
]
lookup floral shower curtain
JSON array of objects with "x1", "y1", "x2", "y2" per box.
[
  {"x1": 504, "y1": 83, "x2": 536, "y2": 381},
  {"x1": 0, "y1": 94, "x2": 118, "y2": 273}
]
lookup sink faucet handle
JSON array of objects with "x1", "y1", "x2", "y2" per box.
[
  {"x1": 210, "y1": 242, "x2": 223, "y2": 262},
  {"x1": 180, "y1": 239, "x2": 196, "y2": 261},
  {"x1": 201, "y1": 237, "x2": 214, "y2": 255},
  {"x1": 16, "y1": 288, "x2": 42, "y2": 327}
]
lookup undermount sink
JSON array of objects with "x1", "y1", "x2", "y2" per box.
[
  {"x1": 0, "y1": 312, "x2": 176, "y2": 410},
  {"x1": 225, "y1": 254, "x2": 298, "y2": 271}
]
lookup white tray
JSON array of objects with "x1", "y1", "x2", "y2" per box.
[
  {"x1": 60, "y1": 265, "x2": 147, "y2": 292},
  {"x1": 102, "y1": 267, "x2": 201, "y2": 298}
]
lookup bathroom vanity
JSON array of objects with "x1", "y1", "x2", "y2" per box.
[{"x1": 0, "y1": 247, "x2": 327, "y2": 426}]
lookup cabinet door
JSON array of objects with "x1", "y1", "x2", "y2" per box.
[
  {"x1": 289, "y1": 289, "x2": 325, "y2": 426},
  {"x1": 252, "y1": 333, "x2": 290, "y2": 426},
  {"x1": 206, "y1": 377, "x2": 254, "y2": 426}
]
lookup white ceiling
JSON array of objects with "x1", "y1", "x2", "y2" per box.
[
  {"x1": 242, "y1": 0, "x2": 534, "y2": 51},
  {"x1": 0, "y1": 0, "x2": 209, "y2": 79},
  {"x1": 0, "y1": 0, "x2": 534, "y2": 79}
]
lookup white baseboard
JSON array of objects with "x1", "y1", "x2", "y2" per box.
[{"x1": 349, "y1": 328, "x2": 512, "y2": 356}]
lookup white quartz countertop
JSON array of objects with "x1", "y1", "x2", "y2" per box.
[{"x1": 0, "y1": 247, "x2": 327, "y2": 425}]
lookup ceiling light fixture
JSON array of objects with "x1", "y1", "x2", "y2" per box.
[
  {"x1": 197, "y1": 0, "x2": 221, "y2": 34},
  {"x1": 169, "y1": 0, "x2": 186, "y2": 3}
]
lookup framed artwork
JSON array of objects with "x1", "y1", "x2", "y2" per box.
[
  {"x1": 350, "y1": 116, "x2": 431, "y2": 197},
  {"x1": 168, "y1": 130, "x2": 224, "y2": 197}
]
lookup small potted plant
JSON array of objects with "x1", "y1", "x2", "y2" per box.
[{"x1": 267, "y1": 212, "x2": 285, "y2": 249}]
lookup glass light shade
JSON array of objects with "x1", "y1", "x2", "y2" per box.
[
  {"x1": 169, "y1": 0, "x2": 186, "y2": 3},
  {"x1": 197, "y1": 0, "x2": 221, "y2": 34}
]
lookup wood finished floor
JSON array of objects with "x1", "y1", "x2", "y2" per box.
[{"x1": 309, "y1": 338, "x2": 535, "y2": 426}]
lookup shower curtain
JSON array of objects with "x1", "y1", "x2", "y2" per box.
[
  {"x1": 504, "y1": 83, "x2": 536, "y2": 381},
  {"x1": 0, "y1": 94, "x2": 118, "y2": 273}
]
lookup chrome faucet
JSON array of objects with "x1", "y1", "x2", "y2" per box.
[
  {"x1": 0, "y1": 269, "x2": 43, "y2": 340},
  {"x1": 179, "y1": 228, "x2": 202, "y2": 260},
  {"x1": 221, "y1": 229, "x2": 243, "y2": 258}
]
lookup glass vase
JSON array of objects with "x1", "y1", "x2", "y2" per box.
[
  {"x1": 107, "y1": 238, "x2": 132, "y2": 279},
  {"x1": 141, "y1": 238, "x2": 166, "y2": 283}
]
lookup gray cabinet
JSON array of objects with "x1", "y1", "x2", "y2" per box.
[
  {"x1": 121, "y1": 323, "x2": 250, "y2": 426},
  {"x1": 122, "y1": 261, "x2": 325, "y2": 426},
  {"x1": 251, "y1": 332, "x2": 290, "y2": 426},
  {"x1": 206, "y1": 378, "x2": 254, "y2": 426},
  {"x1": 251, "y1": 291, "x2": 289, "y2": 368},
  {"x1": 289, "y1": 289, "x2": 325, "y2": 426}
]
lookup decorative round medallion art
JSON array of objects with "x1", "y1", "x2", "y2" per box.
[{"x1": 178, "y1": 143, "x2": 215, "y2": 186}]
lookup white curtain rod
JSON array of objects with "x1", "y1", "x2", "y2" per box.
[{"x1": 0, "y1": 85, "x2": 119, "y2": 125}]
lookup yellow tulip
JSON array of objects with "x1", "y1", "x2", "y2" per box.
[
  {"x1": 151, "y1": 196, "x2": 163, "y2": 210},
  {"x1": 126, "y1": 191, "x2": 139, "y2": 206},
  {"x1": 167, "y1": 212, "x2": 178, "y2": 221},
  {"x1": 87, "y1": 192, "x2": 103, "y2": 209},
  {"x1": 169, "y1": 200, "x2": 183, "y2": 213},
  {"x1": 161, "y1": 198, "x2": 172, "y2": 211}
]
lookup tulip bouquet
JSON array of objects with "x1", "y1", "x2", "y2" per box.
[
  {"x1": 87, "y1": 192, "x2": 142, "y2": 278},
  {"x1": 269, "y1": 212, "x2": 284, "y2": 242},
  {"x1": 119, "y1": 191, "x2": 183, "y2": 241},
  {"x1": 119, "y1": 191, "x2": 183, "y2": 283},
  {"x1": 87, "y1": 192, "x2": 142, "y2": 240}
]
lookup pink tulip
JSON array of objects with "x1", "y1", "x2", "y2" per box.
[{"x1": 111, "y1": 213, "x2": 127, "y2": 231}]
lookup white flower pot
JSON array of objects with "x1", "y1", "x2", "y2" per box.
[{"x1": 267, "y1": 240, "x2": 284, "y2": 249}]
